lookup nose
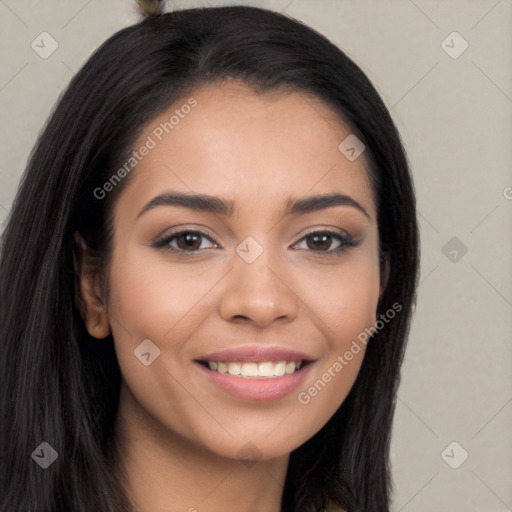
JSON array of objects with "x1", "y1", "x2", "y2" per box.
[{"x1": 218, "y1": 248, "x2": 299, "y2": 328}]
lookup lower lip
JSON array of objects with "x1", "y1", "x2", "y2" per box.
[{"x1": 195, "y1": 361, "x2": 314, "y2": 402}]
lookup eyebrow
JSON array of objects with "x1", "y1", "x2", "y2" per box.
[{"x1": 137, "y1": 191, "x2": 371, "y2": 220}]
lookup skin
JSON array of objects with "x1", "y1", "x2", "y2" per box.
[{"x1": 79, "y1": 79, "x2": 388, "y2": 512}]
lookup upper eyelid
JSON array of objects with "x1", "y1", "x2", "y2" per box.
[
  {"x1": 154, "y1": 225, "x2": 219, "y2": 242},
  {"x1": 295, "y1": 227, "x2": 352, "y2": 240}
]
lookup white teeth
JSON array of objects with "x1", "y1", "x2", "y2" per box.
[
  {"x1": 274, "y1": 361, "x2": 286, "y2": 376},
  {"x1": 228, "y1": 362, "x2": 241, "y2": 375},
  {"x1": 240, "y1": 363, "x2": 258, "y2": 377},
  {"x1": 285, "y1": 361, "x2": 296, "y2": 374},
  {"x1": 206, "y1": 360, "x2": 303, "y2": 377},
  {"x1": 258, "y1": 362, "x2": 274, "y2": 377}
]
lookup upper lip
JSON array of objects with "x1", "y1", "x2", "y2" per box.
[{"x1": 197, "y1": 345, "x2": 317, "y2": 363}]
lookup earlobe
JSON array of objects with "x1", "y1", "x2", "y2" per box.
[
  {"x1": 86, "y1": 315, "x2": 110, "y2": 339},
  {"x1": 73, "y1": 232, "x2": 111, "y2": 339}
]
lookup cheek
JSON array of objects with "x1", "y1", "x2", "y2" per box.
[
  {"x1": 297, "y1": 250, "x2": 381, "y2": 340},
  {"x1": 104, "y1": 250, "x2": 228, "y2": 442},
  {"x1": 290, "y1": 251, "x2": 380, "y2": 422},
  {"x1": 106, "y1": 248, "x2": 220, "y2": 343}
]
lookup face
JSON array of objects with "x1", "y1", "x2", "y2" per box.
[{"x1": 81, "y1": 79, "x2": 386, "y2": 462}]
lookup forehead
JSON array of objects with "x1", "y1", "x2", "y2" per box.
[{"x1": 118, "y1": 79, "x2": 376, "y2": 220}]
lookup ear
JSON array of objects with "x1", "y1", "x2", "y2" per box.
[{"x1": 73, "y1": 232, "x2": 110, "y2": 339}]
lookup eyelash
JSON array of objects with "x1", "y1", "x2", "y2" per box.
[{"x1": 152, "y1": 229, "x2": 359, "y2": 256}]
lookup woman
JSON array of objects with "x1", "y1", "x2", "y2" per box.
[{"x1": 0, "y1": 5, "x2": 419, "y2": 512}]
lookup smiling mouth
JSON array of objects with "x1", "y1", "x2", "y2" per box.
[{"x1": 197, "y1": 360, "x2": 311, "y2": 378}]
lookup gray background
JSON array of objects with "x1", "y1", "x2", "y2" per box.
[{"x1": 1, "y1": 1, "x2": 511, "y2": 510}]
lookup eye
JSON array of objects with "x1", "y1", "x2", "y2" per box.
[
  {"x1": 152, "y1": 228, "x2": 358, "y2": 256},
  {"x1": 292, "y1": 229, "x2": 358, "y2": 254},
  {"x1": 152, "y1": 230, "x2": 219, "y2": 254}
]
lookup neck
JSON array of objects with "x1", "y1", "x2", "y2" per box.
[{"x1": 113, "y1": 381, "x2": 289, "y2": 512}]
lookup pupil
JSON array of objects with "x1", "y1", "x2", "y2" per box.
[
  {"x1": 308, "y1": 234, "x2": 330, "y2": 251},
  {"x1": 179, "y1": 233, "x2": 200, "y2": 250}
]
